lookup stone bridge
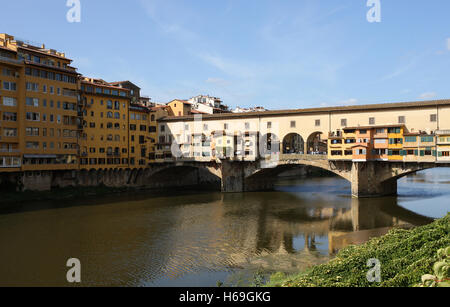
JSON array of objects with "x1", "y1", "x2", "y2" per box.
[
  {"x1": 15, "y1": 155, "x2": 449, "y2": 197},
  {"x1": 134, "y1": 155, "x2": 450, "y2": 198}
]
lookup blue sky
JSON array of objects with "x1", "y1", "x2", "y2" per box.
[{"x1": 1, "y1": 0, "x2": 450, "y2": 110}]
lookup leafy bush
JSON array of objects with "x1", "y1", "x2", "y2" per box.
[
  {"x1": 268, "y1": 214, "x2": 449, "y2": 287},
  {"x1": 417, "y1": 246, "x2": 450, "y2": 287}
]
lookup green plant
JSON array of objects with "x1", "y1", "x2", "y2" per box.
[{"x1": 417, "y1": 246, "x2": 450, "y2": 287}]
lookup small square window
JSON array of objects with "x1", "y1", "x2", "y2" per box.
[
  {"x1": 430, "y1": 114, "x2": 437, "y2": 122},
  {"x1": 341, "y1": 119, "x2": 347, "y2": 127},
  {"x1": 290, "y1": 121, "x2": 296, "y2": 128},
  {"x1": 398, "y1": 116, "x2": 405, "y2": 124},
  {"x1": 315, "y1": 120, "x2": 320, "y2": 127},
  {"x1": 369, "y1": 117, "x2": 375, "y2": 125}
]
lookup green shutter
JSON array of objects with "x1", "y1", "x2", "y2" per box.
[
  {"x1": 438, "y1": 151, "x2": 443, "y2": 157},
  {"x1": 420, "y1": 150, "x2": 425, "y2": 157},
  {"x1": 432, "y1": 150, "x2": 437, "y2": 157},
  {"x1": 388, "y1": 150, "x2": 393, "y2": 156},
  {"x1": 414, "y1": 150, "x2": 418, "y2": 156}
]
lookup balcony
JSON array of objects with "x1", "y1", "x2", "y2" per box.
[
  {"x1": 0, "y1": 56, "x2": 23, "y2": 66},
  {"x1": 0, "y1": 148, "x2": 20, "y2": 153}
]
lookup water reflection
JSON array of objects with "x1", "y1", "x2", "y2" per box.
[{"x1": 0, "y1": 170, "x2": 447, "y2": 287}]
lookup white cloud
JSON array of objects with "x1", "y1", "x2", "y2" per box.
[
  {"x1": 338, "y1": 98, "x2": 358, "y2": 106},
  {"x1": 418, "y1": 92, "x2": 437, "y2": 100}
]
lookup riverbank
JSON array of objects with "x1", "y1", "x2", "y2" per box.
[{"x1": 267, "y1": 213, "x2": 450, "y2": 287}]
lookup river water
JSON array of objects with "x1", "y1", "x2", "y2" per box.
[{"x1": 0, "y1": 169, "x2": 449, "y2": 286}]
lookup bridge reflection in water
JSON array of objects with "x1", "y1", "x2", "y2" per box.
[{"x1": 0, "y1": 172, "x2": 443, "y2": 287}]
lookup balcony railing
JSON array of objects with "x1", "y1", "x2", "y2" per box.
[
  {"x1": 0, "y1": 149, "x2": 21, "y2": 153},
  {"x1": 0, "y1": 56, "x2": 23, "y2": 65}
]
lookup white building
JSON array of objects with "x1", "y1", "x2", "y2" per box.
[{"x1": 188, "y1": 95, "x2": 229, "y2": 114}]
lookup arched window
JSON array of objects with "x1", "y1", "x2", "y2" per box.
[{"x1": 107, "y1": 112, "x2": 113, "y2": 118}]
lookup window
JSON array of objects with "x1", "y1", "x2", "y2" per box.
[
  {"x1": 2, "y1": 112, "x2": 17, "y2": 121},
  {"x1": 25, "y1": 127, "x2": 39, "y2": 136},
  {"x1": 421, "y1": 136, "x2": 434, "y2": 143},
  {"x1": 3, "y1": 128, "x2": 18, "y2": 137},
  {"x1": 404, "y1": 136, "x2": 417, "y2": 143},
  {"x1": 26, "y1": 82, "x2": 39, "y2": 92},
  {"x1": 3, "y1": 81, "x2": 17, "y2": 91},
  {"x1": 290, "y1": 121, "x2": 296, "y2": 128},
  {"x1": 341, "y1": 119, "x2": 347, "y2": 127},
  {"x1": 245, "y1": 122, "x2": 250, "y2": 129},
  {"x1": 2, "y1": 97, "x2": 17, "y2": 106},
  {"x1": 267, "y1": 122, "x2": 272, "y2": 129},
  {"x1": 389, "y1": 138, "x2": 403, "y2": 145},
  {"x1": 369, "y1": 117, "x2": 375, "y2": 125},
  {"x1": 26, "y1": 112, "x2": 40, "y2": 121},
  {"x1": 224, "y1": 123, "x2": 229, "y2": 130},
  {"x1": 26, "y1": 97, "x2": 39, "y2": 107},
  {"x1": 398, "y1": 116, "x2": 405, "y2": 124},
  {"x1": 315, "y1": 120, "x2": 321, "y2": 127},
  {"x1": 430, "y1": 114, "x2": 437, "y2": 122},
  {"x1": 388, "y1": 127, "x2": 401, "y2": 134},
  {"x1": 107, "y1": 100, "x2": 113, "y2": 109}
]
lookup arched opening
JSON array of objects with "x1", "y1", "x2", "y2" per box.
[
  {"x1": 282, "y1": 133, "x2": 305, "y2": 154},
  {"x1": 148, "y1": 165, "x2": 221, "y2": 191},
  {"x1": 306, "y1": 132, "x2": 327, "y2": 155}
]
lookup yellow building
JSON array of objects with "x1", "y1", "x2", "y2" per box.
[
  {"x1": 387, "y1": 126, "x2": 405, "y2": 161},
  {"x1": 129, "y1": 103, "x2": 151, "y2": 167},
  {"x1": 0, "y1": 33, "x2": 79, "y2": 172},
  {"x1": 167, "y1": 99, "x2": 192, "y2": 117},
  {"x1": 79, "y1": 77, "x2": 131, "y2": 169},
  {"x1": 148, "y1": 105, "x2": 169, "y2": 162}
]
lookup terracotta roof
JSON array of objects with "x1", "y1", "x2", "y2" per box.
[
  {"x1": 109, "y1": 81, "x2": 141, "y2": 89},
  {"x1": 18, "y1": 45, "x2": 71, "y2": 61},
  {"x1": 159, "y1": 99, "x2": 450, "y2": 122},
  {"x1": 169, "y1": 99, "x2": 191, "y2": 105}
]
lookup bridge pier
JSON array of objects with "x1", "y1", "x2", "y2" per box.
[
  {"x1": 350, "y1": 162, "x2": 398, "y2": 198},
  {"x1": 220, "y1": 160, "x2": 274, "y2": 193}
]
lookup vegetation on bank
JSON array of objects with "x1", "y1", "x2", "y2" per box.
[{"x1": 267, "y1": 214, "x2": 450, "y2": 287}]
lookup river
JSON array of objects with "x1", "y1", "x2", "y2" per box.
[{"x1": 0, "y1": 169, "x2": 449, "y2": 286}]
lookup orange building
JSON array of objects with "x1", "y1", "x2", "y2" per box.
[
  {"x1": 78, "y1": 77, "x2": 131, "y2": 169},
  {"x1": 0, "y1": 33, "x2": 80, "y2": 172}
]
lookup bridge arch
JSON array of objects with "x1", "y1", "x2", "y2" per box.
[
  {"x1": 306, "y1": 131, "x2": 327, "y2": 155},
  {"x1": 136, "y1": 163, "x2": 222, "y2": 190},
  {"x1": 243, "y1": 159, "x2": 351, "y2": 192},
  {"x1": 282, "y1": 133, "x2": 305, "y2": 154}
]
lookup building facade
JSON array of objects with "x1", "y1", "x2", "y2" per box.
[
  {"x1": 78, "y1": 77, "x2": 131, "y2": 169},
  {"x1": 0, "y1": 33, "x2": 79, "y2": 172}
]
